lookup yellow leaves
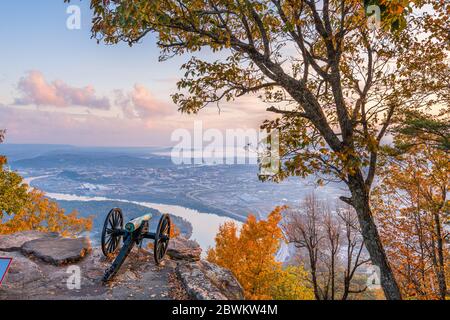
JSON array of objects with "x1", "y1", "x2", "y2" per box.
[
  {"x1": 333, "y1": 147, "x2": 363, "y2": 177},
  {"x1": 0, "y1": 188, "x2": 92, "y2": 237},
  {"x1": 373, "y1": 143, "x2": 449, "y2": 299},
  {"x1": 366, "y1": 135, "x2": 379, "y2": 153},
  {"x1": 270, "y1": 265, "x2": 315, "y2": 300},
  {"x1": 0, "y1": 167, "x2": 29, "y2": 219},
  {"x1": 207, "y1": 206, "x2": 313, "y2": 300}
]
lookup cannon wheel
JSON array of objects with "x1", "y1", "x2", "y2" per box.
[
  {"x1": 154, "y1": 214, "x2": 171, "y2": 264},
  {"x1": 101, "y1": 208, "x2": 124, "y2": 256}
]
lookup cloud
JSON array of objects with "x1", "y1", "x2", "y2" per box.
[
  {"x1": 0, "y1": 105, "x2": 175, "y2": 146},
  {"x1": 1, "y1": 80, "x2": 275, "y2": 147},
  {"x1": 0, "y1": 96, "x2": 274, "y2": 147},
  {"x1": 14, "y1": 70, "x2": 110, "y2": 109},
  {"x1": 115, "y1": 84, "x2": 175, "y2": 119}
]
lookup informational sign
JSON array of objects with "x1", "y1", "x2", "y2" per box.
[{"x1": 0, "y1": 257, "x2": 13, "y2": 285}]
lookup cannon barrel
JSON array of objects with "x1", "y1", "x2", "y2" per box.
[{"x1": 124, "y1": 214, "x2": 152, "y2": 232}]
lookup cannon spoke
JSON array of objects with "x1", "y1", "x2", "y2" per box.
[
  {"x1": 107, "y1": 239, "x2": 113, "y2": 253},
  {"x1": 110, "y1": 213, "x2": 115, "y2": 228},
  {"x1": 162, "y1": 220, "x2": 169, "y2": 235}
]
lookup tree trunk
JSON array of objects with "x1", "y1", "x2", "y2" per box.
[
  {"x1": 310, "y1": 260, "x2": 321, "y2": 300},
  {"x1": 433, "y1": 211, "x2": 447, "y2": 300},
  {"x1": 341, "y1": 276, "x2": 350, "y2": 300},
  {"x1": 346, "y1": 174, "x2": 403, "y2": 300}
]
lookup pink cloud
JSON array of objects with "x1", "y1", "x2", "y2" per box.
[
  {"x1": 0, "y1": 97, "x2": 272, "y2": 146},
  {"x1": 115, "y1": 84, "x2": 175, "y2": 119},
  {"x1": 15, "y1": 71, "x2": 110, "y2": 109},
  {"x1": 0, "y1": 105, "x2": 175, "y2": 146}
]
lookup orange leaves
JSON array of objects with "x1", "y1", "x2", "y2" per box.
[
  {"x1": 207, "y1": 206, "x2": 313, "y2": 300},
  {"x1": 0, "y1": 188, "x2": 92, "y2": 236},
  {"x1": 365, "y1": 0, "x2": 411, "y2": 31},
  {"x1": 373, "y1": 143, "x2": 449, "y2": 299},
  {"x1": 379, "y1": 0, "x2": 409, "y2": 15},
  {"x1": 170, "y1": 221, "x2": 181, "y2": 238}
]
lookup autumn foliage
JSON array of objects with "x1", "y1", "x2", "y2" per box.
[
  {"x1": 374, "y1": 143, "x2": 449, "y2": 299},
  {"x1": 207, "y1": 207, "x2": 314, "y2": 300},
  {"x1": 85, "y1": 0, "x2": 450, "y2": 299},
  {"x1": 0, "y1": 189, "x2": 92, "y2": 236}
]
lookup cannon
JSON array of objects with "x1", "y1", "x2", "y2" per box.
[{"x1": 100, "y1": 208, "x2": 171, "y2": 282}]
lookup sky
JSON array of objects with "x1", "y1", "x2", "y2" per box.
[{"x1": 0, "y1": 1, "x2": 269, "y2": 147}]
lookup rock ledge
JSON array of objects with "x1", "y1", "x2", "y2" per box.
[
  {"x1": 0, "y1": 231, "x2": 244, "y2": 300},
  {"x1": 177, "y1": 261, "x2": 244, "y2": 300},
  {"x1": 0, "y1": 231, "x2": 58, "y2": 252},
  {"x1": 167, "y1": 236, "x2": 202, "y2": 262},
  {"x1": 21, "y1": 236, "x2": 91, "y2": 265}
]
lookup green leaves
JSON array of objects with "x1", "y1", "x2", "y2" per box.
[
  {"x1": 392, "y1": 110, "x2": 450, "y2": 153},
  {"x1": 0, "y1": 168, "x2": 29, "y2": 220}
]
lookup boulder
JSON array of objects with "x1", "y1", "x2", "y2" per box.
[
  {"x1": 199, "y1": 261, "x2": 245, "y2": 300},
  {"x1": 0, "y1": 231, "x2": 58, "y2": 252},
  {"x1": 167, "y1": 237, "x2": 201, "y2": 262},
  {"x1": 176, "y1": 261, "x2": 244, "y2": 300},
  {"x1": 21, "y1": 237, "x2": 91, "y2": 266}
]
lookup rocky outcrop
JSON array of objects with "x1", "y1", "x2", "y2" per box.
[
  {"x1": 168, "y1": 237, "x2": 244, "y2": 299},
  {"x1": 198, "y1": 261, "x2": 244, "y2": 300},
  {"x1": 167, "y1": 237, "x2": 202, "y2": 262},
  {"x1": 21, "y1": 236, "x2": 91, "y2": 265},
  {"x1": 0, "y1": 250, "x2": 43, "y2": 288},
  {"x1": 176, "y1": 261, "x2": 245, "y2": 300},
  {"x1": 0, "y1": 231, "x2": 244, "y2": 300},
  {"x1": 0, "y1": 231, "x2": 58, "y2": 252}
]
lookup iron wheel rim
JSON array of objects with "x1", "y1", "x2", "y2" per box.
[
  {"x1": 101, "y1": 208, "x2": 123, "y2": 256},
  {"x1": 154, "y1": 214, "x2": 171, "y2": 264}
]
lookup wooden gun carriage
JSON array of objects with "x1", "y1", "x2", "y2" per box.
[{"x1": 101, "y1": 208, "x2": 171, "y2": 282}]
